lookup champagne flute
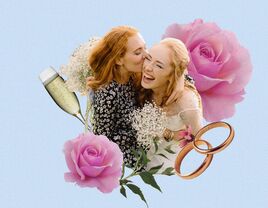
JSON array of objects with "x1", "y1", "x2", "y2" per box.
[{"x1": 39, "y1": 67, "x2": 86, "y2": 125}]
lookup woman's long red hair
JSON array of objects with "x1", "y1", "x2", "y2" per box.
[{"x1": 87, "y1": 26, "x2": 140, "y2": 91}]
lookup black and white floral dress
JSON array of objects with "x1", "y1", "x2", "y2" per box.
[{"x1": 92, "y1": 80, "x2": 139, "y2": 168}]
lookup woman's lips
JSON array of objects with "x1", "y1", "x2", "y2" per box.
[{"x1": 142, "y1": 74, "x2": 155, "y2": 84}]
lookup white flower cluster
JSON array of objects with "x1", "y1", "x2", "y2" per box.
[
  {"x1": 131, "y1": 102, "x2": 167, "y2": 149},
  {"x1": 60, "y1": 37, "x2": 101, "y2": 95}
]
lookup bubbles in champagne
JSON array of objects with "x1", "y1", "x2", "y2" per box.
[{"x1": 39, "y1": 67, "x2": 81, "y2": 116}]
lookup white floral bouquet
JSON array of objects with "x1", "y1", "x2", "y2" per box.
[
  {"x1": 131, "y1": 102, "x2": 167, "y2": 149},
  {"x1": 60, "y1": 37, "x2": 100, "y2": 95}
]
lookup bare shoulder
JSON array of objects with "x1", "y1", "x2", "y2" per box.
[
  {"x1": 179, "y1": 88, "x2": 201, "y2": 109},
  {"x1": 164, "y1": 88, "x2": 200, "y2": 116}
]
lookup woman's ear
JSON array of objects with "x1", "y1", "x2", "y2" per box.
[{"x1": 116, "y1": 57, "x2": 123, "y2": 66}]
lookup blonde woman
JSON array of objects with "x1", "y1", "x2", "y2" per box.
[{"x1": 141, "y1": 38, "x2": 203, "y2": 172}]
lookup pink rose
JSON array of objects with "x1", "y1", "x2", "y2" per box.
[
  {"x1": 163, "y1": 19, "x2": 252, "y2": 121},
  {"x1": 63, "y1": 132, "x2": 123, "y2": 193}
]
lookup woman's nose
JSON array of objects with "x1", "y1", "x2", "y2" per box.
[
  {"x1": 143, "y1": 62, "x2": 153, "y2": 72},
  {"x1": 142, "y1": 50, "x2": 148, "y2": 59}
]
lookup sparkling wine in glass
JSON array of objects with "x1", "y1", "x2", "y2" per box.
[{"x1": 39, "y1": 67, "x2": 85, "y2": 124}]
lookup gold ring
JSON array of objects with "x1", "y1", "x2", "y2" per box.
[
  {"x1": 174, "y1": 140, "x2": 213, "y2": 179},
  {"x1": 193, "y1": 121, "x2": 235, "y2": 155}
]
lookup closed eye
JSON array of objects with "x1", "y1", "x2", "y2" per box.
[{"x1": 145, "y1": 56, "x2": 151, "y2": 61}]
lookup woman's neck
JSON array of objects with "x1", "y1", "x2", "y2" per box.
[
  {"x1": 152, "y1": 87, "x2": 167, "y2": 106},
  {"x1": 152, "y1": 75, "x2": 185, "y2": 107},
  {"x1": 114, "y1": 67, "x2": 131, "y2": 84}
]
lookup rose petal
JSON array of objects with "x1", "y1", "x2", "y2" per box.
[
  {"x1": 178, "y1": 130, "x2": 187, "y2": 138},
  {"x1": 64, "y1": 172, "x2": 80, "y2": 183},
  {"x1": 213, "y1": 48, "x2": 252, "y2": 94},
  {"x1": 75, "y1": 177, "x2": 101, "y2": 189},
  {"x1": 190, "y1": 72, "x2": 224, "y2": 92},
  {"x1": 80, "y1": 165, "x2": 105, "y2": 177},
  {"x1": 96, "y1": 173, "x2": 121, "y2": 193},
  {"x1": 82, "y1": 147, "x2": 105, "y2": 166},
  {"x1": 191, "y1": 44, "x2": 224, "y2": 77},
  {"x1": 63, "y1": 141, "x2": 77, "y2": 173},
  {"x1": 71, "y1": 150, "x2": 85, "y2": 180},
  {"x1": 201, "y1": 90, "x2": 244, "y2": 121}
]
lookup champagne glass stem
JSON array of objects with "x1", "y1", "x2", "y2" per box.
[
  {"x1": 74, "y1": 112, "x2": 92, "y2": 132},
  {"x1": 84, "y1": 95, "x2": 92, "y2": 133},
  {"x1": 74, "y1": 112, "x2": 88, "y2": 129}
]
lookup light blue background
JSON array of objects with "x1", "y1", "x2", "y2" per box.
[{"x1": 1, "y1": 0, "x2": 267, "y2": 207}]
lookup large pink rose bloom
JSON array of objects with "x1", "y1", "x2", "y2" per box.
[
  {"x1": 163, "y1": 19, "x2": 252, "y2": 121},
  {"x1": 63, "y1": 132, "x2": 123, "y2": 193}
]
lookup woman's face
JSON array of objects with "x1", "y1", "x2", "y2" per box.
[
  {"x1": 141, "y1": 44, "x2": 173, "y2": 90},
  {"x1": 120, "y1": 33, "x2": 146, "y2": 73}
]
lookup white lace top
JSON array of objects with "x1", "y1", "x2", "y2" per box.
[{"x1": 166, "y1": 108, "x2": 202, "y2": 131}]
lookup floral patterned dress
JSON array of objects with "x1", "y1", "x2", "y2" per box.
[{"x1": 92, "y1": 80, "x2": 140, "y2": 168}]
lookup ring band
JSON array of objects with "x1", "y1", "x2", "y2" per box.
[
  {"x1": 174, "y1": 140, "x2": 213, "y2": 179},
  {"x1": 193, "y1": 121, "x2": 235, "y2": 155}
]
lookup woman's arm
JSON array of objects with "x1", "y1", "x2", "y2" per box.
[
  {"x1": 164, "y1": 88, "x2": 203, "y2": 141},
  {"x1": 93, "y1": 86, "x2": 117, "y2": 139},
  {"x1": 180, "y1": 109, "x2": 202, "y2": 135}
]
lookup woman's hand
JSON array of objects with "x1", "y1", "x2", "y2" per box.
[
  {"x1": 86, "y1": 76, "x2": 95, "y2": 89},
  {"x1": 86, "y1": 76, "x2": 94, "y2": 82},
  {"x1": 163, "y1": 128, "x2": 185, "y2": 142}
]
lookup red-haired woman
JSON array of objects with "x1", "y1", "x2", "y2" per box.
[{"x1": 87, "y1": 26, "x2": 146, "y2": 168}]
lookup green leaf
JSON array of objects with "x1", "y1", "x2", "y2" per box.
[
  {"x1": 148, "y1": 163, "x2": 164, "y2": 174},
  {"x1": 153, "y1": 140, "x2": 159, "y2": 154},
  {"x1": 139, "y1": 172, "x2": 162, "y2": 192},
  {"x1": 120, "y1": 186, "x2": 127, "y2": 198},
  {"x1": 157, "y1": 153, "x2": 169, "y2": 160},
  {"x1": 120, "y1": 163, "x2": 126, "y2": 179},
  {"x1": 131, "y1": 148, "x2": 140, "y2": 159},
  {"x1": 141, "y1": 148, "x2": 150, "y2": 165},
  {"x1": 161, "y1": 167, "x2": 175, "y2": 176},
  {"x1": 164, "y1": 144, "x2": 176, "y2": 154},
  {"x1": 126, "y1": 184, "x2": 148, "y2": 207},
  {"x1": 120, "y1": 179, "x2": 132, "y2": 185},
  {"x1": 132, "y1": 148, "x2": 145, "y2": 167}
]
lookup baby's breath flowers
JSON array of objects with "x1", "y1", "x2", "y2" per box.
[
  {"x1": 131, "y1": 102, "x2": 167, "y2": 149},
  {"x1": 60, "y1": 37, "x2": 100, "y2": 95}
]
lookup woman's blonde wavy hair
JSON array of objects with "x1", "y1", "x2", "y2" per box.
[
  {"x1": 160, "y1": 38, "x2": 190, "y2": 105},
  {"x1": 140, "y1": 38, "x2": 201, "y2": 107}
]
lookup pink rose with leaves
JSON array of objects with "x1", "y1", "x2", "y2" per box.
[
  {"x1": 163, "y1": 19, "x2": 252, "y2": 121},
  {"x1": 63, "y1": 132, "x2": 123, "y2": 193}
]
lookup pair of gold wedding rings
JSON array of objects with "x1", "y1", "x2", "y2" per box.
[{"x1": 174, "y1": 121, "x2": 235, "y2": 179}]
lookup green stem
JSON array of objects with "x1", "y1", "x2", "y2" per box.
[
  {"x1": 133, "y1": 154, "x2": 143, "y2": 172},
  {"x1": 120, "y1": 154, "x2": 143, "y2": 183},
  {"x1": 120, "y1": 163, "x2": 126, "y2": 179},
  {"x1": 123, "y1": 172, "x2": 138, "y2": 181},
  {"x1": 84, "y1": 94, "x2": 91, "y2": 133}
]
